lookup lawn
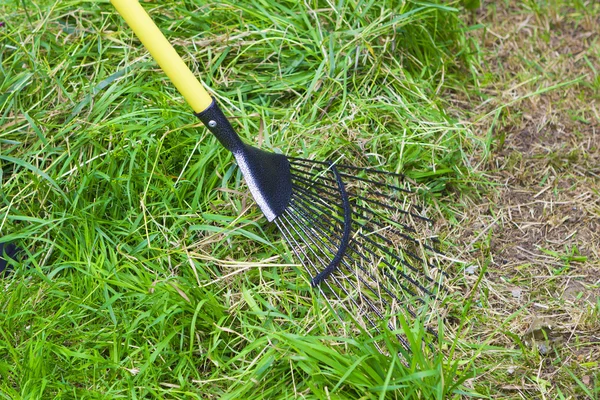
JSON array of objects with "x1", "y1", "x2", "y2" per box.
[{"x1": 1, "y1": 0, "x2": 598, "y2": 399}]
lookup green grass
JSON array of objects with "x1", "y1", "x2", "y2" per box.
[{"x1": 2, "y1": 0, "x2": 483, "y2": 398}]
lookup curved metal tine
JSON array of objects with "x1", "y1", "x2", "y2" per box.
[
  {"x1": 295, "y1": 181, "x2": 445, "y2": 288},
  {"x1": 287, "y1": 190, "x2": 341, "y2": 236},
  {"x1": 292, "y1": 174, "x2": 422, "y2": 231},
  {"x1": 287, "y1": 202, "x2": 392, "y2": 310},
  {"x1": 351, "y1": 202, "x2": 444, "y2": 259},
  {"x1": 275, "y1": 219, "x2": 387, "y2": 347},
  {"x1": 283, "y1": 209, "x2": 412, "y2": 352},
  {"x1": 350, "y1": 211, "x2": 447, "y2": 283},
  {"x1": 291, "y1": 179, "x2": 433, "y2": 255},
  {"x1": 288, "y1": 201, "x2": 421, "y2": 337},
  {"x1": 288, "y1": 156, "x2": 407, "y2": 181},
  {"x1": 292, "y1": 172, "x2": 428, "y2": 225},
  {"x1": 292, "y1": 175, "x2": 416, "y2": 229},
  {"x1": 291, "y1": 194, "x2": 422, "y2": 299},
  {"x1": 285, "y1": 207, "x2": 413, "y2": 352},
  {"x1": 292, "y1": 178, "x2": 420, "y2": 244},
  {"x1": 288, "y1": 158, "x2": 432, "y2": 226},
  {"x1": 290, "y1": 196, "x2": 421, "y2": 317},
  {"x1": 291, "y1": 193, "x2": 430, "y2": 299},
  {"x1": 290, "y1": 196, "x2": 439, "y2": 343},
  {"x1": 291, "y1": 176, "x2": 429, "y2": 251},
  {"x1": 281, "y1": 210, "x2": 372, "y2": 315},
  {"x1": 292, "y1": 195, "x2": 442, "y2": 343},
  {"x1": 290, "y1": 199, "x2": 425, "y2": 315},
  {"x1": 274, "y1": 219, "x2": 353, "y2": 325},
  {"x1": 288, "y1": 158, "x2": 412, "y2": 195},
  {"x1": 276, "y1": 215, "x2": 356, "y2": 316},
  {"x1": 343, "y1": 185, "x2": 442, "y2": 259},
  {"x1": 292, "y1": 181, "x2": 438, "y2": 272},
  {"x1": 279, "y1": 212, "x2": 389, "y2": 341},
  {"x1": 349, "y1": 211, "x2": 446, "y2": 278},
  {"x1": 288, "y1": 159, "x2": 439, "y2": 346},
  {"x1": 290, "y1": 178, "x2": 345, "y2": 212},
  {"x1": 277, "y1": 234, "x2": 396, "y2": 354},
  {"x1": 291, "y1": 188, "x2": 438, "y2": 296},
  {"x1": 277, "y1": 223, "x2": 388, "y2": 355}
]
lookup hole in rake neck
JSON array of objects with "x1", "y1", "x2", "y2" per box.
[{"x1": 310, "y1": 162, "x2": 352, "y2": 287}]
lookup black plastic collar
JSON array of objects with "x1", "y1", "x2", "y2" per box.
[{"x1": 195, "y1": 99, "x2": 293, "y2": 221}]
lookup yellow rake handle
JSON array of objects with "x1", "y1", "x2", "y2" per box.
[{"x1": 111, "y1": 0, "x2": 213, "y2": 113}]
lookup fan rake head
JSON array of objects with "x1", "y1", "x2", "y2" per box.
[{"x1": 274, "y1": 156, "x2": 447, "y2": 352}]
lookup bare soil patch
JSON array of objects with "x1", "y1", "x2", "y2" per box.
[{"x1": 449, "y1": 1, "x2": 600, "y2": 397}]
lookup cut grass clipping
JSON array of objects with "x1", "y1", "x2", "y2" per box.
[{"x1": 1, "y1": 0, "x2": 475, "y2": 398}]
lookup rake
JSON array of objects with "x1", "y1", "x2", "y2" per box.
[{"x1": 111, "y1": 0, "x2": 447, "y2": 351}]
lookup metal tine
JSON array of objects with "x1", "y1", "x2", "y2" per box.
[
  {"x1": 278, "y1": 213, "x2": 400, "y2": 351},
  {"x1": 274, "y1": 218, "x2": 348, "y2": 323},
  {"x1": 291, "y1": 179, "x2": 443, "y2": 266},
  {"x1": 285, "y1": 206, "x2": 391, "y2": 314},
  {"x1": 282, "y1": 209, "x2": 412, "y2": 352},
  {"x1": 351, "y1": 202, "x2": 442, "y2": 256},
  {"x1": 290, "y1": 164, "x2": 425, "y2": 222},
  {"x1": 291, "y1": 178, "x2": 421, "y2": 245},
  {"x1": 347, "y1": 199, "x2": 446, "y2": 271},
  {"x1": 288, "y1": 156, "x2": 407, "y2": 180},
  {"x1": 293, "y1": 164, "x2": 431, "y2": 224},
  {"x1": 300, "y1": 185, "x2": 444, "y2": 269},
  {"x1": 291, "y1": 172, "x2": 431, "y2": 225},
  {"x1": 286, "y1": 158, "x2": 442, "y2": 349},
  {"x1": 290, "y1": 195, "x2": 439, "y2": 312},
  {"x1": 350, "y1": 206, "x2": 447, "y2": 273},
  {"x1": 351, "y1": 191, "x2": 432, "y2": 224},
  {"x1": 289, "y1": 158, "x2": 430, "y2": 222},
  {"x1": 291, "y1": 183, "x2": 444, "y2": 294},
  {"x1": 290, "y1": 187, "x2": 436, "y2": 295},
  {"x1": 291, "y1": 171, "x2": 426, "y2": 232},
  {"x1": 290, "y1": 195, "x2": 426, "y2": 307},
  {"x1": 290, "y1": 176, "x2": 345, "y2": 210},
  {"x1": 305, "y1": 192, "x2": 447, "y2": 296},
  {"x1": 288, "y1": 157, "x2": 412, "y2": 195},
  {"x1": 291, "y1": 178, "x2": 444, "y2": 275},
  {"x1": 292, "y1": 166, "x2": 426, "y2": 225},
  {"x1": 278, "y1": 213, "x2": 354, "y2": 306},
  {"x1": 289, "y1": 197, "x2": 429, "y2": 332},
  {"x1": 289, "y1": 199, "x2": 394, "y2": 308},
  {"x1": 282, "y1": 208, "x2": 383, "y2": 319},
  {"x1": 292, "y1": 177, "x2": 444, "y2": 272},
  {"x1": 275, "y1": 219, "x2": 378, "y2": 347},
  {"x1": 340, "y1": 200, "x2": 446, "y2": 271}
]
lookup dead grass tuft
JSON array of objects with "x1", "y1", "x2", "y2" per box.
[{"x1": 446, "y1": 1, "x2": 600, "y2": 397}]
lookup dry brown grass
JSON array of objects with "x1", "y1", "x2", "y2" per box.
[{"x1": 445, "y1": 1, "x2": 600, "y2": 398}]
